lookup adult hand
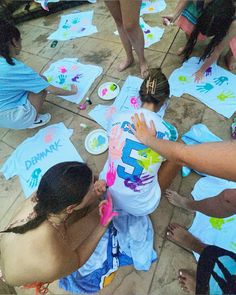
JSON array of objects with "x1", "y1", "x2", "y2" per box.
[
  {"x1": 193, "y1": 70, "x2": 204, "y2": 83},
  {"x1": 130, "y1": 113, "x2": 156, "y2": 145},
  {"x1": 93, "y1": 180, "x2": 107, "y2": 197},
  {"x1": 70, "y1": 84, "x2": 78, "y2": 95}
]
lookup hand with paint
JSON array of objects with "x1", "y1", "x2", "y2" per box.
[
  {"x1": 109, "y1": 126, "x2": 125, "y2": 160},
  {"x1": 93, "y1": 180, "x2": 107, "y2": 197},
  {"x1": 106, "y1": 162, "x2": 116, "y2": 187},
  {"x1": 99, "y1": 193, "x2": 118, "y2": 227},
  {"x1": 130, "y1": 113, "x2": 156, "y2": 146},
  {"x1": 193, "y1": 69, "x2": 205, "y2": 83}
]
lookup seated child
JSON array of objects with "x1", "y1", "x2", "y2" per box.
[
  {"x1": 0, "y1": 20, "x2": 77, "y2": 130},
  {"x1": 100, "y1": 68, "x2": 178, "y2": 217},
  {"x1": 99, "y1": 68, "x2": 179, "y2": 270},
  {"x1": 163, "y1": 0, "x2": 236, "y2": 81}
]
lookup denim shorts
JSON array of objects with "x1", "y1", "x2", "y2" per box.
[{"x1": 0, "y1": 99, "x2": 37, "y2": 129}]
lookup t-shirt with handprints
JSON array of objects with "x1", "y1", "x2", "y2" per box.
[
  {"x1": 0, "y1": 123, "x2": 83, "y2": 198},
  {"x1": 100, "y1": 108, "x2": 178, "y2": 216}
]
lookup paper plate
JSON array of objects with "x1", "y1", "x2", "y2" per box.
[
  {"x1": 98, "y1": 82, "x2": 120, "y2": 100},
  {"x1": 85, "y1": 129, "x2": 109, "y2": 155}
]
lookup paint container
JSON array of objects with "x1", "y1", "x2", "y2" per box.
[
  {"x1": 78, "y1": 103, "x2": 86, "y2": 110},
  {"x1": 50, "y1": 40, "x2": 58, "y2": 48},
  {"x1": 86, "y1": 97, "x2": 92, "y2": 105},
  {"x1": 80, "y1": 123, "x2": 90, "y2": 131}
]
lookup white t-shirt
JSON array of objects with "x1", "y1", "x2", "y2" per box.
[
  {"x1": 0, "y1": 123, "x2": 83, "y2": 198},
  {"x1": 100, "y1": 108, "x2": 178, "y2": 216}
]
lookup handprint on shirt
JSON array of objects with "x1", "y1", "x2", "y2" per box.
[
  {"x1": 137, "y1": 148, "x2": 162, "y2": 171},
  {"x1": 71, "y1": 73, "x2": 82, "y2": 82},
  {"x1": 57, "y1": 74, "x2": 67, "y2": 85},
  {"x1": 106, "y1": 162, "x2": 117, "y2": 187},
  {"x1": 205, "y1": 67, "x2": 212, "y2": 77},
  {"x1": 217, "y1": 91, "x2": 235, "y2": 101},
  {"x1": 213, "y1": 76, "x2": 229, "y2": 86},
  {"x1": 27, "y1": 168, "x2": 42, "y2": 189},
  {"x1": 62, "y1": 20, "x2": 71, "y2": 30},
  {"x1": 105, "y1": 106, "x2": 117, "y2": 120},
  {"x1": 109, "y1": 126, "x2": 125, "y2": 160},
  {"x1": 72, "y1": 18, "x2": 80, "y2": 24},
  {"x1": 178, "y1": 75, "x2": 192, "y2": 83},
  {"x1": 130, "y1": 96, "x2": 140, "y2": 109},
  {"x1": 124, "y1": 174, "x2": 154, "y2": 192},
  {"x1": 196, "y1": 83, "x2": 214, "y2": 93}
]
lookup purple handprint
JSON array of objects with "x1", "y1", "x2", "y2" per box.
[
  {"x1": 72, "y1": 73, "x2": 83, "y2": 82},
  {"x1": 106, "y1": 162, "x2": 117, "y2": 187},
  {"x1": 124, "y1": 174, "x2": 154, "y2": 192},
  {"x1": 205, "y1": 67, "x2": 212, "y2": 77}
]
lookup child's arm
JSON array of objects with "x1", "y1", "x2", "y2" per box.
[
  {"x1": 162, "y1": 0, "x2": 189, "y2": 25},
  {"x1": 46, "y1": 84, "x2": 78, "y2": 96},
  {"x1": 158, "y1": 160, "x2": 181, "y2": 192},
  {"x1": 194, "y1": 21, "x2": 236, "y2": 82}
]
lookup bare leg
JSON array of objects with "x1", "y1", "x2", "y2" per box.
[
  {"x1": 104, "y1": 0, "x2": 134, "y2": 72},
  {"x1": 28, "y1": 89, "x2": 47, "y2": 117},
  {"x1": 165, "y1": 189, "x2": 236, "y2": 218},
  {"x1": 158, "y1": 161, "x2": 181, "y2": 192},
  {"x1": 178, "y1": 269, "x2": 196, "y2": 294},
  {"x1": 225, "y1": 49, "x2": 236, "y2": 71},
  {"x1": 120, "y1": 0, "x2": 148, "y2": 78},
  {"x1": 167, "y1": 223, "x2": 207, "y2": 254},
  {"x1": 177, "y1": 33, "x2": 189, "y2": 56}
]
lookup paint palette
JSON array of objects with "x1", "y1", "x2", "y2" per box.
[
  {"x1": 85, "y1": 129, "x2": 109, "y2": 155},
  {"x1": 98, "y1": 82, "x2": 120, "y2": 100}
]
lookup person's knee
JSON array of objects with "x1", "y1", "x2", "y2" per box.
[
  {"x1": 221, "y1": 189, "x2": 236, "y2": 204},
  {"x1": 123, "y1": 21, "x2": 139, "y2": 33}
]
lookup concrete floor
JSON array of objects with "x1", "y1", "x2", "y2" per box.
[{"x1": 0, "y1": 0, "x2": 235, "y2": 294}]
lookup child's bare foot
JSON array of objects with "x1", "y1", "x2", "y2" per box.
[
  {"x1": 225, "y1": 50, "x2": 236, "y2": 71},
  {"x1": 140, "y1": 61, "x2": 149, "y2": 78},
  {"x1": 178, "y1": 269, "x2": 196, "y2": 294},
  {"x1": 166, "y1": 223, "x2": 206, "y2": 254},
  {"x1": 165, "y1": 189, "x2": 193, "y2": 211},
  {"x1": 118, "y1": 58, "x2": 134, "y2": 72},
  {"x1": 177, "y1": 47, "x2": 185, "y2": 56}
]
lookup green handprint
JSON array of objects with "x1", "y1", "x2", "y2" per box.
[
  {"x1": 147, "y1": 33, "x2": 153, "y2": 39},
  {"x1": 217, "y1": 91, "x2": 235, "y2": 102},
  {"x1": 209, "y1": 217, "x2": 235, "y2": 230},
  {"x1": 178, "y1": 75, "x2": 192, "y2": 83},
  {"x1": 46, "y1": 76, "x2": 53, "y2": 83},
  {"x1": 137, "y1": 148, "x2": 162, "y2": 171}
]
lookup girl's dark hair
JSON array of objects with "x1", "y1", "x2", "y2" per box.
[
  {"x1": 0, "y1": 20, "x2": 21, "y2": 65},
  {"x1": 2, "y1": 162, "x2": 93, "y2": 234},
  {"x1": 139, "y1": 68, "x2": 170, "y2": 106},
  {"x1": 183, "y1": 0, "x2": 235, "y2": 61}
]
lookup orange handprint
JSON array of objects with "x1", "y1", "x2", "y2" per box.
[{"x1": 109, "y1": 126, "x2": 125, "y2": 160}]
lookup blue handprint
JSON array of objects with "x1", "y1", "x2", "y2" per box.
[
  {"x1": 27, "y1": 168, "x2": 42, "y2": 189},
  {"x1": 213, "y1": 76, "x2": 229, "y2": 86},
  {"x1": 196, "y1": 83, "x2": 214, "y2": 93},
  {"x1": 62, "y1": 20, "x2": 71, "y2": 30},
  {"x1": 57, "y1": 74, "x2": 67, "y2": 85},
  {"x1": 72, "y1": 18, "x2": 80, "y2": 24}
]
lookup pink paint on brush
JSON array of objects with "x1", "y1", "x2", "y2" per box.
[{"x1": 99, "y1": 192, "x2": 118, "y2": 226}]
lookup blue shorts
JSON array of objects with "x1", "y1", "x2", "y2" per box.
[{"x1": 0, "y1": 99, "x2": 37, "y2": 129}]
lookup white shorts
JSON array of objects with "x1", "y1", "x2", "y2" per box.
[{"x1": 0, "y1": 99, "x2": 37, "y2": 129}]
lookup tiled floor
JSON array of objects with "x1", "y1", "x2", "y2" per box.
[{"x1": 0, "y1": 1, "x2": 235, "y2": 294}]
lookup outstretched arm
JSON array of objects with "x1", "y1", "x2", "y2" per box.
[{"x1": 130, "y1": 113, "x2": 236, "y2": 181}]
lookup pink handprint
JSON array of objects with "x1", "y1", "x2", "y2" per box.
[
  {"x1": 105, "y1": 106, "x2": 117, "y2": 120},
  {"x1": 109, "y1": 126, "x2": 125, "y2": 160},
  {"x1": 130, "y1": 96, "x2": 140, "y2": 109},
  {"x1": 106, "y1": 162, "x2": 116, "y2": 187},
  {"x1": 99, "y1": 192, "x2": 118, "y2": 226},
  {"x1": 59, "y1": 67, "x2": 67, "y2": 74}
]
